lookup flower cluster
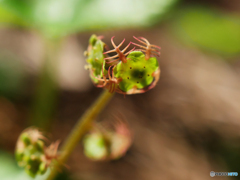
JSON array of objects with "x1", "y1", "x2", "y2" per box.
[
  {"x1": 15, "y1": 127, "x2": 60, "y2": 178},
  {"x1": 85, "y1": 35, "x2": 161, "y2": 94}
]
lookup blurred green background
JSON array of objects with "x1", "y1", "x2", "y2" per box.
[{"x1": 0, "y1": 0, "x2": 240, "y2": 179}]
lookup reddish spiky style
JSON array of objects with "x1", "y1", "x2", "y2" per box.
[
  {"x1": 90, "y1": 64, "x2": 123, "y2": 94},
  {"x1": 132, "y1": 36, "x2": 161, "y2": 60},
  {"x1": 44, "y1": 140, "x2": 60, "y2": 165},
  {"x1": 103, "y1": 36, "x2": 135, "y2": 64}
]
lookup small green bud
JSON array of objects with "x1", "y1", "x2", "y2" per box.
[
  {"x1": 20, "y1": 132, "x2": 31, "y2": 146},
  {"x1": 25, "y1": 157, "x2": 42, "y2": 177},
  {"x1": 83, "y1": 119, "x2": 132, "y2": 161},
  {"x1": 35, "y1": 140, "x2": 44, "y2": 152},
  {"x1": 83, "y1": 133, "x2": 108, "y2": 160},
  {"x1": 15, "y1": 127, "x2": 60, "y2": 178}
]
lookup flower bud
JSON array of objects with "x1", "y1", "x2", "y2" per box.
[
  {"x1": 15, "y1": 127, "x2": 60, "y2": 178},
  {"x1": 83, "y1": 119, "x2": 132, "y2": 161}
]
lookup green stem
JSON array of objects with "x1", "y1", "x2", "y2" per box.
[{"x1": 47, "y1": 90, "x2": 114, "y2": 180}]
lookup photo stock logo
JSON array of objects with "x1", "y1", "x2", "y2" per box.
[
  {"x1": 210, "y1": 171, "x2": 215, "y2": 177},
  {"x1": 210, "y1": 171, "x2": 238, "y2": 177}
]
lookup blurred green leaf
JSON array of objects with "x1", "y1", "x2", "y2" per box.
[
  {"x1": 0, "y1": 6, "x2": 28, "y2": 27},
  {"x1": 0, "y1": 151, "x2": 71, "y2": 180},
  {"x1": 0, "y1": 151, "x2": 50, "y2": 180},
  {"x1": 0, "y1": 0, "x2": 178, "y2": 37},
  {"x1": 172, "y1": 7, "x2": 240, "y2": 57},
  {"x1": 0, "y1": 53, "x2": 26, "y2": 98}
]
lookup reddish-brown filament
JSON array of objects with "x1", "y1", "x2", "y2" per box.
[
  {"x1": 104, "y1": 36, "x2": 135, "y2": 64},
  {"x1": 90, "y1": 64, "x2": 120, "y2": 93},
  {"x1": 132, "y1": 36, "x2": 161, "y2": 60}
]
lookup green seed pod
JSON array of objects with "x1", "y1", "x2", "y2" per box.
[
  {"x1": 85, "y1": 35, "x2": 161, "y2": 94},
  {"x1": 85, "y1": 34, "x2": 107, "y2": 84},
  {"x1": 114, "y1": 51, "x2": 159, "y2": 93},
  {"x1": 15, "y1": 127, "x2": 60, "y2": 178}
]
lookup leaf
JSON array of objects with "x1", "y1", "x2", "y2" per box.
[
  {"x1": 172, "y1": 6, "x2": 240, "y2": 57},
  {"x1": 0, "y1": 6, "x2": 28, "y2": 27},
  {"x1": 0, "y1": 151, "x2": 70, "y2": 180},
  {"x1": 0, "y1": 151, "x2": 49, "y2": 180},
  {"x1": 0, "y1": 0, "x2": 178, "y2": 37}
]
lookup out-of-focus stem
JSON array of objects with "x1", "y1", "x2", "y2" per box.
[
  {"x1": 29, "y1": 38, "x2": 62, "y2": 129},
  {"x1": 47, "y1": 90, "x2": 114, "y2": 180}
]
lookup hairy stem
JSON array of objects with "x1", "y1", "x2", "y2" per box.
[{"x1": 47, "y1": 90, "x2": 114, "y2": 180}]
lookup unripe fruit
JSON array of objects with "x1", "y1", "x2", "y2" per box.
[{"x1": 85, "y1": 35, "x2": 161, "y2": 94}]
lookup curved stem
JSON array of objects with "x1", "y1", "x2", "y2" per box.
[{"x1": 47, "y1": 90, "x2": 114, "y2": 180}]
